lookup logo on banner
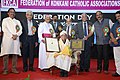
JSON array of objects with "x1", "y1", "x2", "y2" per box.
[{"x1": 1, "y1": 0, "x2": 18, "y2": 8}]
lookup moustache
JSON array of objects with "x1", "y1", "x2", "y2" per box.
[
  {"x1": 118, "y1": 18, "x2": 120, "y2": 22},
  {"x1": 54, "y1": 19, "x2": 57, "y2": 21}
]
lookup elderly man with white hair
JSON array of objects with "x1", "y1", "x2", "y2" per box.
[
  {"x1": 45, "y1": 30, "x2": 72, "y2": 77},
  {"x1": 38, "y1": 15, "x2": 56, "y2": 71},
  {"x1": 74, "y1": 13, "x2": 93, "y2": 72},
  {"x1": 20, "y1": 10, "x2": 38, "y2": 72},
  {"x1": 55, "y1": 30, "x2": 72, "y2": 77}
]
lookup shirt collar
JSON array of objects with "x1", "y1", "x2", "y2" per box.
[
  {"x1": 27, "y1": 19, "x2": 32, "y2": 22},
  {"x1": 98, "y1": 18, "x2": 103, "y2": 23},
  {"x1": 8, "y1": 17, "x2": 15, "y2": 20},
  {"x1": 53, "y1": 21, "x2": 57, "y2": 24},
  {"x1": 83, "y1": 21, "x2": 87, "y2": 24}
]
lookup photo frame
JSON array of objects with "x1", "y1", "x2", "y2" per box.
[
  {"x1": 70, "y1": 39, "x2": 84, "y2": 50},
  {"x1": 45, "y1": 38, "x2": 60, "y2": 52}
]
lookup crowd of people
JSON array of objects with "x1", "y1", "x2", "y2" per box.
[{"x1": 0, "y1": 8, "x2": 120, "y2": 77}]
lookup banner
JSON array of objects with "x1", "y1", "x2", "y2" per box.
[
  {"x1": 1, "y1": 0, "x2": 119, "y2": 23},
  {"x1": 1, "y1": 0, "x2": 120, "y2": 13}
]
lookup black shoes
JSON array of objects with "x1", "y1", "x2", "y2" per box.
[
  {"x1": 79, "y1": 69, "x2": 89, "y2": 72},
  {"x1": 85, "y1": 69, "x2": 89, "y2": 72},
  {"x1": 79, "y1": 69, "x2": 84, "y2": 72},
  {"x1": 60, "y1": 70, "x2": 68, "y2": 77},
  {"x1": 60, "y1": 73, "x2": 68, "y2": 77},
  {"x1": 23, "y1": 69, "x2": 28, "y2": 72},
  {"x1": 64, "y1": 73, "x2": 68, "y2": 77},
  {"x1": 60, "y1": 72, "x2": 64, "y2": 77},
  {"x1": 42, "y1": 69, "x2": 50, "y2": 72},
  {"x1": 112, "y1": 72, "x2": 120, "y2": 77}
]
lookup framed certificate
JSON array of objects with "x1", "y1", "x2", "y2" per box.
[
  {"x1": 70, "y1": 39, "x2": 84, "y2": 50},
  {"x1": 45, "y1": 38, "x2": 60, "y2": 52}
]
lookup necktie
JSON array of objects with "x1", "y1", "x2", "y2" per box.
[
  {"x1": 67, "y1": 26, "x2": 69, "y2": 36},
  {"x1": 53, "y1": 22, "x2": 56, "y2": 29},
  {"x1": 84, "y1": 22, "x2": 87, "y2": 36}
]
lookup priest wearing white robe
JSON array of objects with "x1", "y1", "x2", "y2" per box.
[
  {"x1": 38, "y1": 15, "x2": 55, "y2": 71},
  {"x1": 0, "y1": 8, "x2": 22, "y2": 74}
]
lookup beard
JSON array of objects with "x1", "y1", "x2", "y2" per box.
[
  {"x1": 118, "y1": 18, "x2": 120, "y2": 23},
  {"x1": 54, "y1": 19, "x2": 57, "y2": 22}
]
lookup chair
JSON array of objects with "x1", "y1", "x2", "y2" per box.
[
  {"x1": 71, "y1": 50, "x2": 81, "y2": 75},
  {"x1": 49, "y1": 50, "x2": 81, "y2": 75}
]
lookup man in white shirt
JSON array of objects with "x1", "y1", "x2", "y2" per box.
[{"x1": 1, "y1": 8, "x2": 22, "y2": 74}]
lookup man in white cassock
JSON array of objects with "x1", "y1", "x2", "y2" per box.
[
  {"x1": 38, "y1": 15, "x2": 56, "y2": 71},
  {"x1": 0, "y1": 8, "x2": 22, "y2": 74}
]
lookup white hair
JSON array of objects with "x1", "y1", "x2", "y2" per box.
[
  {"x1": 60, "y1": 30, "x2": 67, "y2": 36},
  {"x1": 45, "y1": 14, "x2": 51, "y2": 18},
  {"x1": 81, "y1": 13, "x2": 87, "y2": 17},
  {"x1": 26, "y1": 10, "x2": 33, "y2": 15}
]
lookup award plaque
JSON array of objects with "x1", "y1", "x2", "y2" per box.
[
  {"x1": 70, "y1": 39, "x2": 84, "y2": 50},
  {"x1": 45, "y1": 38, "x2": 60, "y2": 52}
]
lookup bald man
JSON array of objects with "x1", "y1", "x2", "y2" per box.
[
  {"x1": 38, "y1": 15, "x2": 56, "y2": 71},
  {"x1": 74, "y1": 13, "x2": 93, "y2": 72},
  {"x1": 63, "y1": 18, "x2": 75, "y2": 39}
]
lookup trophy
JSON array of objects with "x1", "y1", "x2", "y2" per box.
[
  {"x1": 49, "y1": 28, "x2": 54, "y2": 37},
  {"x1": 71, "y1": 29, "x2": 75, "y2": 39},
  {"x1": 31, "y1": 26, "x2": 36, "y2": 35},
  {"x1": 16, "y1": 25, "x2": 20, "y2": 32}
]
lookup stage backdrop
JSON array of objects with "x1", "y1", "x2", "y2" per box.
[
  {"x1": 0, "y1": 0, "x2": 120, "y2": 58},
  {"x1": 1, "y1": 0, "x2": 120, "y2": 24}
]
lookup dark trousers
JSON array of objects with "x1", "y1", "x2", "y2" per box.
[
  {"x1": 96, "y1": 44, "x2": 109, "y2": 71},
  {"x1": 0, "y1": 37, "x2": 2, "y2": 52},
  {"x1": 3, "y1": 55, "x2": 17, "y2": 71},
  {"x1": 80, "y1": 41, "x2": 91, "y2": 70},
  {"x1": 22, "y1": 36, "x2": 35, "y2": 70}
]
